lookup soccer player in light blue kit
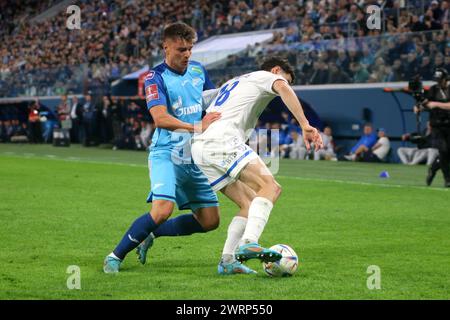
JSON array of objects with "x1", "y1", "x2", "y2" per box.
[{"x1": 103, "y1": 22, "x2": 257, "y2": 274}]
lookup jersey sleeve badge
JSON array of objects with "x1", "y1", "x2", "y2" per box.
[{"x1": 146, "y1": 84, "x2": 159, "y2": 103}]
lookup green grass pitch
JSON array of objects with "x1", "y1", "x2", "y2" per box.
[{"x1": 0, "y1": 144, "x2": 449, "y2": 299}]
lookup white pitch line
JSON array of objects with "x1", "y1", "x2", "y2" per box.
[
  {"x1": 1, "y1": 152, "x2": 147, "y2": 168},
  {"x1": 277, "y1": 175, "x2": 448, "y2": 192},
  {"x1": 1, "y1": 152, "x2": 448, "y2": 192}
]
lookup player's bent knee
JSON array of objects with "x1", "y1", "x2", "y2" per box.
[
  {"x1": 271, "y1": 180, "x2": 282, "y2": 202},
  {"x1": 150, "y1": 200, "x2": 175, "y2": 224},
  {"x1": 235, "y1": 195, "x2": 253, "y2": 212},
  {"x1": 198, "y1": 214, "x2": 220, "y2": 231},
  {"x1": 244, "y1": 191, "x2": 256, "y2": 206},
  {"x1": 194, "y1": 207, "x2": 220, "y2": 231},
  {"x1": 240, "y1": 200, "x2": 252, "y2": 213},
  {"x1": 204, "y1": 217, "x2": 220, "y2": 231},
  {"x1": 275, "y1": 182, "x2": 282, "y2": 198}
]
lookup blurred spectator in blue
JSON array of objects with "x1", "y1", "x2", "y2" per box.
[
  {"x1": 386, "y1": 40, "x2": 400, "y2": 64},
  {"x1": 30, "y1": 98, "x2": 56, "y2": 143},
  {"x1": 387, "y1": 59, "x2": 405, "y2": 82},
  {"x1": 344, "y1": 123, "x2": 378, "y2": 161},
  {"x1": 114, "y1": 117, "x2": 136, "y2": 150},
  {"x1": 284, "y1": 26, "x2": 299, "y2": 44},
  {"x1": 360, "y1": 47, "x2": 375, "y2": 70},
  {"x1": 280, "y1": 111, "x2": 292, "y2": 134},
  {"x1": 336, "y1": 51, "x2": 350, "y2": 73},
  {"x1": 403, "y1": 52, "x2": 419, "y2": 79},
  {"x1": 269, "y1": 122, "x2": 282, "y2": 158},
  {"x1": 288, "y1": 130, "x2": 307, "y2": 160},
  {"x1": 417, "y1": 56, "x2": 434, "y2": 80},
  {"x1": 396, "y1": 34, "x2": 415, "y2": 55},
  {"x1": 81, "y1": 91, "x2": 98, "y2": 146},
  {"x1": 279, "y1": 128, "x2": 293, "y2": 159},
  {"x1": 356, "y1": 128, "x2": 391, "y2": 163},
  {"x1": 3, "y1": 119, "x2": 14, "y2": 141}
]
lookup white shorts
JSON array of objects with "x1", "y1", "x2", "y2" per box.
[{"x1": 191, "y1": 136, "x2": 259, "y2": 192}]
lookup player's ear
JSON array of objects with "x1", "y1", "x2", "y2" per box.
[{"x1": 162, "y1": 38, "x2": 171, "y2": 52}]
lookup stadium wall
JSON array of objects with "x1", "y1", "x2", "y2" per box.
[
  {"x1": 292, "y1": 82, "x2": 432, "y2": 162},
  {"x1": 1, "y1": 82, "x2": 433, "y2": 162}
]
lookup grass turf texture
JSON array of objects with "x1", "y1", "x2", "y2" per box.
[{"x1": 0, "y1": 144, "x2": 449, "y2": 300}]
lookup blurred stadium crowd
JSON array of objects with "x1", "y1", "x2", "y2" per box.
[
  {"x1": 0, "y1": 94, "x2": 154, "y2": 151},
  {"x1": 0, "y1": 0, "x2": 448, "y2": 161},
  {"x1": 0, "y1": 0, "x2": 448, "y2": 97}
]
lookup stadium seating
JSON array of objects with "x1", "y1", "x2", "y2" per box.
[
  {"x1": 0, "y1": 0, "x2": 448, "y2": 97},
  {"x1": 0, "y1": 0, "x2": 448, "y2": 161}
]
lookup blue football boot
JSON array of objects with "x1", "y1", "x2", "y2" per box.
[
  {"x1": 235, "y1": 242, "x2": 282, "y2": 263},
  {"x1": 103, "y1": 255, "x2": 121, "y2": 273},
  {"x1": 218, "y1": 260, "x2": 257, "y2": 275},
  {"x1": 136, "y1": 234, "x2": 154, "y2": 265}
]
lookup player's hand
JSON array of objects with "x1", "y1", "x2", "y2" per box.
[
  {"x1": 302, "y1": 125, "x2": 323, "y2": 152},
  {"x1": 413, "y1": 105, "x2": 421, "y2": 114},
  {"x1": 199, "y1": 112, "x2": 221, "y2": 132}
]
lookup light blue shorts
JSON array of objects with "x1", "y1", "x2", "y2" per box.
[{"x1": 146, "y1": 152, "x2": 219, "y2": 212}]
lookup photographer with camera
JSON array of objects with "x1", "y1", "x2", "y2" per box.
[
  {"x1": 397, "y1": 121, "x2": 439, "y2": 166},
  {"x1": 414, "y1": 68, "x2": 450, "y2": 187}
]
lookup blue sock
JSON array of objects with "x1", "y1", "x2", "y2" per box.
[
  {"x1": 153, "y1": 213, "x2": 205, "y2": 238},
  {"x1": 113, "y1": 213, "x2": 157, "y2": 260}
]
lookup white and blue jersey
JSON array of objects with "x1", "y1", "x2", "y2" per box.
[
  {"x1": 144, "y1": 61, "x2": 218, "y2": 211},
  {"x1": 191, "y1": 71, "x2": 287, "y2": 191}
]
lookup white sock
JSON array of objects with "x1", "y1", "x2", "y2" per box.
[
  {"x1": 108, "y1": 252, "x2": 121, "y2": 261},
  {"x1": 241, "y1": 197, "x2": 273, "y2": 244},
  {"x1": 222, "y1": 216, "x2": 247, "y2": 261}
]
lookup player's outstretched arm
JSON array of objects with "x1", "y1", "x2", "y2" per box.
[
  {"x1": 273, "y1": 80, "x2": 323, "y2": 151},
  {"x1": 150, "y1": 106, "x2": 221, "y2": 133}
]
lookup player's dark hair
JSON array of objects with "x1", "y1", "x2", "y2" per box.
[
  {"x1": 260, "y1": 56, "x2": 295, "y2": 83},
  {"x1": 162, "y1": 22, "x2": 197, "y2": 43}
]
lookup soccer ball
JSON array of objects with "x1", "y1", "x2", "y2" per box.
[{"x1": 263, "y1": 244, "x2": 298, "y2": 277}]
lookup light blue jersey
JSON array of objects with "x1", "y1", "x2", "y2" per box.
[
  {"x1": 144, "y1": 61, "x2": 214, "y2": 162},
  {"x1": 143, "y1": 61, "x2": 218, "y2": 211}
]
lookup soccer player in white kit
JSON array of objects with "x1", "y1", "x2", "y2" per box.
[{"x1": 191, "y1": 57, "x2": 323, "y2": 274}]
